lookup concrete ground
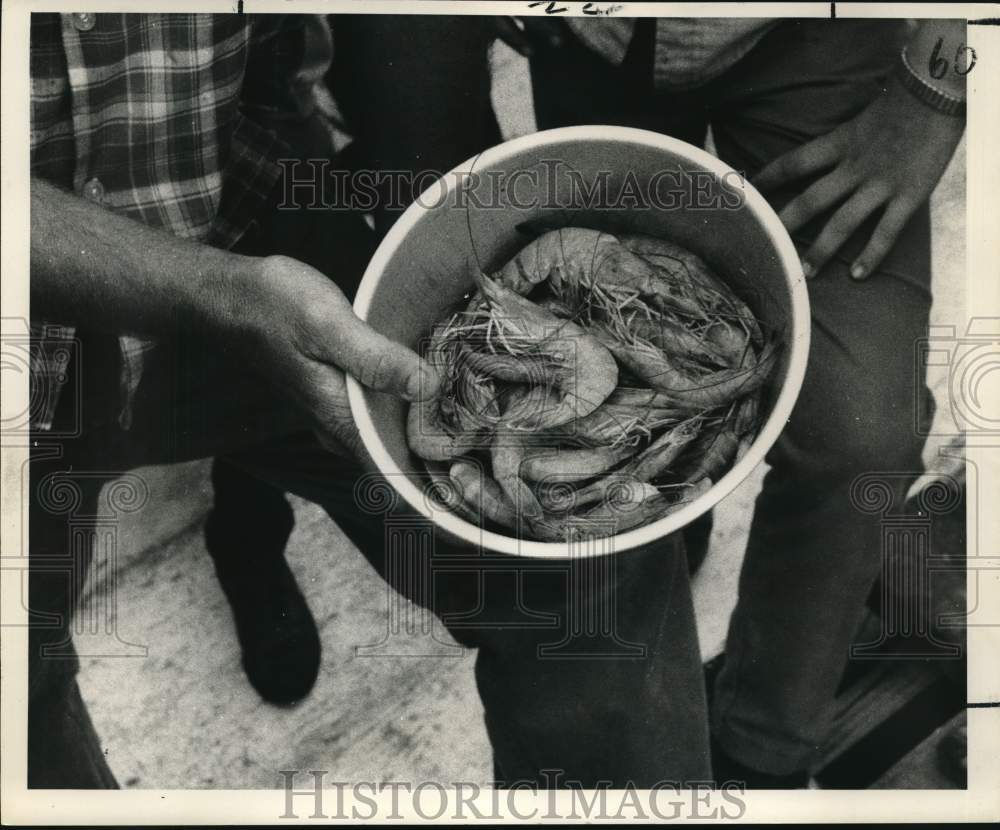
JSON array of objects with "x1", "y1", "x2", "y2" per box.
[{"x1": 75, "y1": 43, "x2": 966, "y2": 789}]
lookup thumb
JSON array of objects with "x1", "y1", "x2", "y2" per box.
[
  {"x1": 339, "y1": 322, "x2": 441, "y2": 402},
  {"x1": 317, "y1": 291, "x2": 441, "y2": 402}
]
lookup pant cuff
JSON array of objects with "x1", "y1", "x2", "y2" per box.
[{"x1": 711, "y1": 715, "x2": 816, "y2": 776}]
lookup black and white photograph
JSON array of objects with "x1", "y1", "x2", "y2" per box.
[{"x1": 1, "y1": 0, "x2": 997, "y2": 823}]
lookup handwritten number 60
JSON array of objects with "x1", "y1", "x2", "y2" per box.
[{"x1": 928, "y1": 38, "x2": 977, "y2": 79}]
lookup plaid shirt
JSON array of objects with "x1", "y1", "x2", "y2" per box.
[{"x1": 30, "y1": 12, "x2": 331, "y2": 430}]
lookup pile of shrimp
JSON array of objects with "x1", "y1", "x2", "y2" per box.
[{"x1": 407, "y1": 227, "x2": 779, "y2": 542}]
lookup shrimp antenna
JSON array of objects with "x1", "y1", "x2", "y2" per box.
[{"x1": 463, "y1": 148, "x2": 488, "y2": 277}]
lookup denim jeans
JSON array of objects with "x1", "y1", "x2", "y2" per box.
[{"x1": 529, "y1": 17, "x2": 937, "y2": 774}]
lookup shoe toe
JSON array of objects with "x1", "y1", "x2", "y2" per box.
[{"x1": 243, "y1": 616, "x2": 322, "y2": 705}]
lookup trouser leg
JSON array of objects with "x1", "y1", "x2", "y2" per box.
[
  {"x1": 28, "y1": 673, "x2": 119, "y2": 789},
  {"x1": 711, "y1": 227, "x2": 934, "y2": 772},
  {"x1": 329, "y1": 14, "x2": 502, "y2": 234},
  {"x1": 528, "y1": 15, "x2": 940, "y2": 773},
  {"x1": 470, "y1": 541, "x2": 710, "y2": 787},
  {"x1": 703, "y1": 18, "x2": 937, "y2": 773},
  {"x1": 26, "y1": 314, "x2": 127, "y2": 788},
  {"x1": 28, "y1": 449, "x2": 118, "y2": 788},
  {"x1": 219, "y1": 434, "x2": 711, "y2": 787}
]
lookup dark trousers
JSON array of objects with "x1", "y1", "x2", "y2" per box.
[
  {"x1": 28, "y1": 187, "x2": 709, "y2": 788},
  {"x1": 528, "y1": 18, "x2": 936, "y2": 773}
]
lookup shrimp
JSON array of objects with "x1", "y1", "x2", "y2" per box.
[
  {"x1": 593, "y1": 327, "x2": 779, "y2": 411},
  {"x1": 537, "y1": 296, "x2": 579, "y2": 319},
  {"x1": 450, "y1": 461, "x2": 519, "y2": 530},
  {"x1": 552, "y1": 386, "x2": 686, "y2": 447},
  {"x1": 614, "y1": 305, "x2": 737, "y2": 370},
  {"x1": 406, "y1": 226, "x2": 777, "y2": 542},
  {"x1": 491, "y1": 431, "x2": 544, "y2": 521},
  {"x1": 686, "y1": 476, "x2": 714, "y2": 501},
  {"x1": 452, "y1": 366, "x2": 500, "y2": 432},
  {"x1": 493, "y1": 227, "x2": 619, "y2": 295},
  {"x1": 473, "y1": 274, "x2": 618, "y2": 429},
  {"x1": 461, "y1": 349, "x2": 561, "y2": 386},
  {"x1": 519, "y1": 442, "x2": 638, "y2": 483},
  {"x1": 673, "y1": 395, "x2": 763, "y2": 485},
  {"x1": 494, "y1": 383, "x2": 567, "y2": 432},
  {"x1": 680, "y1": 422, "x2": 741, "y2": 484},
  {"x1": 539, "y1": 291, "x2": 734, "y2": 374},
  {"x1": 532, "y1": 482, "x2": 688, "y2": 542},
  {"x1": 726, "y1": 394, "x2": 763, "y2": 468},
  {"x1": 563, "y1": 417, "x2": 704, "y2": 511},
  {"x1": 735, "y1": 435, "x2": 755, "y2": 465},
  {"x1": 407, "y1": 325, "x2": 497, "y2": 461},
  {"x1": 704, "y1": 318, "x2": 754, "y2": 364},
  {"x1": 627, "y1": 416, "x2": 706, "y2": 482},
  {"x1": 734, "y1": 390, "x2": 763, "y2": 436},
  {"x1": 493, "y1": 228, "x2": 710, "y2": 321},
  {"x1": 618, "y1": 233, "x2": 764, "y2": 348},
  {"x1": 606, "y1": 386, "x2": 690, "y2": 409}
]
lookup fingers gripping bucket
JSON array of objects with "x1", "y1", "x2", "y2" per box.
[{"x1": 347, "y1": 126, "x2": 809, "y2": 559}]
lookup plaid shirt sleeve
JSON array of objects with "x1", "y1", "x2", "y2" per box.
[{"x1": 29, "y1": 13, "x2": 331, "y2": 431}]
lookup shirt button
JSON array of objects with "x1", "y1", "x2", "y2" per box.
[
  {"x1": 82, "y1": 177, "x2": 104, "y2": 203},
  {"x1": 72, "y1": 13, "x2": 97, "y2": 32}
]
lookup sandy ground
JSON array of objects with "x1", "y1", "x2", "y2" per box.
[{"x1": 76, "y1": 43, "x2": 966, "y2": 789}]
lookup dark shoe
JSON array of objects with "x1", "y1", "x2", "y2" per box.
[
  {"x1": 710, "y1": 735, "x2": 810, "y2": 789},
  {"x1": 706, "y1": 655, "x2": 809, "y2": 789},
  {"x1": 205, "y1": 460, "x2": 321, "y2": 705}
]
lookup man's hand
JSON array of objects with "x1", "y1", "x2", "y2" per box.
[
  {"x1": 755, "y1": 19, "x2": 967, "y2": 281},
  {"x1": 754, "y1": 75, "x2": 964, "y2": 280},
  {"x1": 236, "y1": 256, "x2": 439, "y2": 457},
  {"x1": 30, "y1": 179, "x2": 439, "y2": 459}
]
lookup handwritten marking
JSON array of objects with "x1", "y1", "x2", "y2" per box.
[
  {"x1": 528, "y1": 1, "x2": 622, "y2": 14},
  {"x1": 528, "y1": 1, "x2": 568, "y2": 13}
]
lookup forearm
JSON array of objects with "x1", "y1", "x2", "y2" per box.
[{"x1": 30, "y1": 178, "x2": 263, "y2": 337}]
